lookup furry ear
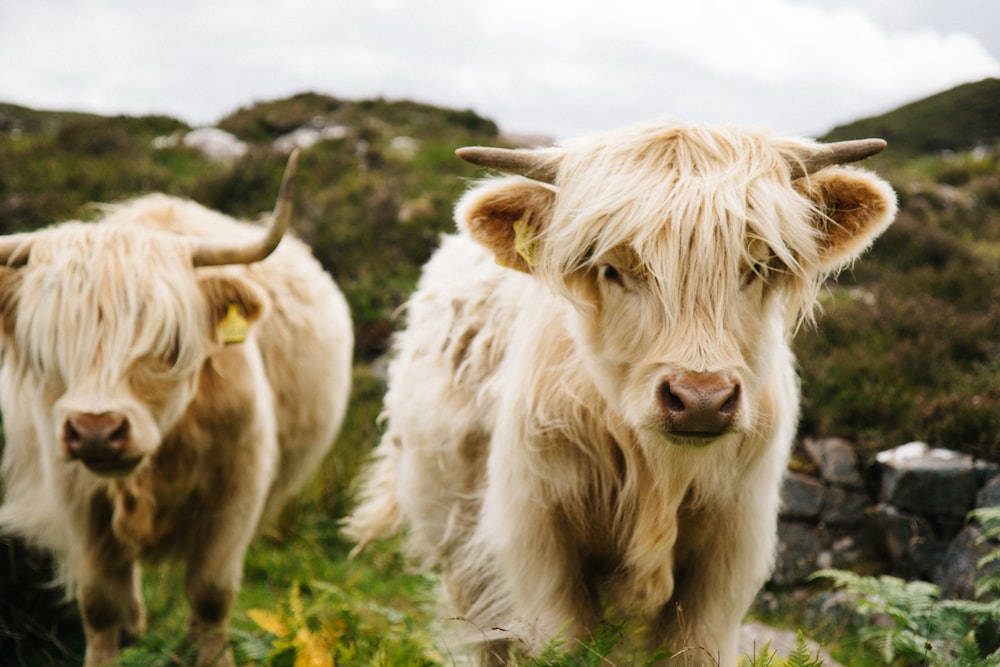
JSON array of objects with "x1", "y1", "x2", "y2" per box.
[
  {"x1": 197, "y1": 273, "x2": 269, "y2": 345},
  {"x1": 455, "y1": 177, "x2": 558, "y2": 273},
  {"x1": 796, "y1": 168, "x2": 898, "y2": 271}
]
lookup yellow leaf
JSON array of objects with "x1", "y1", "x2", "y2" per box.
[
  {"x1": 289, "y1": 581, "x2": 304, "y2": 619},
  {"x1": 247, "y1": 609, "x2": 290, "y2": 638},
  {"x1": 293, "y1": 628, "x2": 333, "y2": 667}
]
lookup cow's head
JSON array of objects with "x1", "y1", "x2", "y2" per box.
[
  {"x1": 0, "y1": 151, "x2": 300, "y2": 477},
  {"x1": 455, "y1": 122, "x2": 896, "y2": 448}
]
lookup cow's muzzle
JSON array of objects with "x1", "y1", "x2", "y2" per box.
[
  {"x1": 63, "y1": 411, "x2": 143, "y2": 476},
  {"x1": 657, "y1": 371, "x2": 740, "y2": 442}
]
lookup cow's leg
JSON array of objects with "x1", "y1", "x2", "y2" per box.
[
  {"x1": 79, "y1": 560, "x2": 142, "y2": 667},
  {"x1": 509, "y1": 524, "x2": 599, "y2": 652},
  {"x1": 183, "y1": 476, "x2": 270, "y2": 665},
  {"x1": 183, "y1": 544, "x2": 242, "y2": 667},
  {"x1": 78, "y1": 487, "x2": 145, "y2": 667},
  {"x1": 653, "y1": 499, "x2": 778, "y2": 667},
  {"x1": 122, "y1": 563, "x2": 147, "y2": 645},
  {"x1": 185, "y1": 579, "x2": 237, "y2": 667},
  {"x1": 479, "y1": 480, "x2": 601, "y2": 655},
  {"x1": 183, "y1": 512, "x2": 260, "y2": 667}
]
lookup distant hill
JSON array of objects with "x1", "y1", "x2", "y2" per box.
[
  {"x1": 823, "y1": 78, "x2": 1000, "y2": 156},
  {"x1": 0, "y1": 93, "x2": 500, "y2": 358}
]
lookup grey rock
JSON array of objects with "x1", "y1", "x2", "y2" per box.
[
  {"x1": 877, "y1": 442, "x2": 979, "y2": 518},
  {"x1": 976, "y1": 460, "x2": 1000, "y2": 486},
  {"x1": 181, "y1": 127, "x2": 248, "y2": 160},
  {"x1": 772, "y1": 521, "x2": 824, "y2": 587},
  {"x1": 977, "y1": 474, "x2": 1000, "y2": 508},
  {"x1": 865, "y1": 502, "x2": 941, "y2": 579},
  {"x1": 827, "y1": 532, "x2": 873, "y2": 569},
  {"x1": 936, "y1": 524, "x2": 989, "y2": 599},
  {"x1": 804, "y1": 437, "x2": 864, "y2": 488},
  {"x1": 780, "y1": 472, "x2": 826, "y2": 520},
  {"x1": 821, "y1": 486, "x2": 871, "y2": 526}
]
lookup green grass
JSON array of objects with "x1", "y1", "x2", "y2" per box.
[
  {"x1": 118, "y1": 531, "x2": 442, "y2": 667},
  {"x1": 94, "y1": 363, "x2": 443, "y2": 667}
]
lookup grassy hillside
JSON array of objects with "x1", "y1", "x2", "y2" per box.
[
  {"x1": 0, "y1": 93, "x2": 497, "y2": 358},
  {"x1": 1, "y1": 81, "x2": 999, "y2": 665},
  {"x1": 823, "y1": 77, "x2": 1000, "y2": 157}
]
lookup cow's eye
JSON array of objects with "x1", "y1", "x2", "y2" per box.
[
  {"x1": 742, "y1": 262, "x2": 766, "y2": 289},
  {"x1": 161, "y1": 331, "x2": 182, "y2": 368},
  {"x1": 601, "y1": 264, "x2": 624, "y2": 287}
]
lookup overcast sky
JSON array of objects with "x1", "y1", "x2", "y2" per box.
[{"x1": 1, "y1": 0, "x2": 998, "y2": 141}]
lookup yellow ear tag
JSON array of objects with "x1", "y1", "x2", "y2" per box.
[
  {"x1": 216, "y1": 303, "x2": 249, "y2": 345},
  {"x1": 512, "y1": 219, "x2": 537, "y2": 268}
]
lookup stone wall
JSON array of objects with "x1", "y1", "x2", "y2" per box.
[{"x1": 771, "y1": 437, "x2": 1000, "y2": 597}]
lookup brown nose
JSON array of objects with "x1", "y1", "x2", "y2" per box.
[
  {"x1": 63, "y1": 411, "x2": 131, "y2": 461},
  {"x1": 658, "y1": 372, "x2": 740, "y2": 437}
]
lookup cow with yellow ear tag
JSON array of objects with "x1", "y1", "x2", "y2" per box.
[
  {"x1": 347, "y1": 119, "x2": 896, "y2": 666},
  {"x1": 0, "y1": 150, "x2": 353, "y2": 667}
]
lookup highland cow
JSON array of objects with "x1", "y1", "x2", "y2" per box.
[
  {"x1": 346, "y1": 120, "x2": 896, "y2": 665},
  {"x1": 0, "y1": 152, "x2": 353, "y2": 666}
]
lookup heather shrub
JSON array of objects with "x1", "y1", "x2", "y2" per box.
[{"x1": 796, "y1": 209, "x2": 1000, "y2": 461}]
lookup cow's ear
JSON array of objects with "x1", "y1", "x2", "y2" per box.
[
  {"x1": 796, "y1": 168, "x2": 897, "y2": 271},
  {"x1": 197, "y1": 274, "x2": 269, "y2": 345},
  {"x1": 0, "y1": 267, "x2": 21, "y2": 337},
  {"x1": 456, "y1": 177, "x2": 557, "y2": 273}
]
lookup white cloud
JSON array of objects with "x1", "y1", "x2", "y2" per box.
[{"x1": 0, "y1": 0, "x2": 996, "y2": 138}]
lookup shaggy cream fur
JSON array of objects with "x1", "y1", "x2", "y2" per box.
[
  {"x1": 346, "y1": 119, "x2": 896, "y2": 665},
  {"x1": 0, "y1": 195, "x2": 353, "y2": 667}
]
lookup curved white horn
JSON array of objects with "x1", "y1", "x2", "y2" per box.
[
  {"x1": 455, "y1": 146, "x2": 562, "y2": 184},
  {"x1": 787, "y1": 138, "x2": 887, "y2": 180},
  {"x1": 191, "y1": 148, "x2": 300, "y2": 267}
]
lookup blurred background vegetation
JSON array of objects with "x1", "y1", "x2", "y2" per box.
[
  {"x1": 1, "y1": 78, "x2": 999, "y2": 665},
  {"x1": 799, "y1": 77, "x2": 1000, "y2": 461}
]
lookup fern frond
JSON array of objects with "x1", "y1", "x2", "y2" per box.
[{"x1": 783, "y1": 631, "x2": 825, "y2": 667}]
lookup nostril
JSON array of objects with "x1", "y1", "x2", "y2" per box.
[
  {"x1": 108, "y1": 419, "x2": 130, "y2": 445},
  {"x1": 659, "y1": 382, "x2": 687, "y2": 413},
  {"x1": 720, "y1": 384, "x2": 741, "y2": 416},
  {"x1": 63, "y1": 420, "x2": 83, "y2": 451}
]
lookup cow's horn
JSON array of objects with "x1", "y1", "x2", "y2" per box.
[
  {"x1": 191, "y1": 149, "x2": 300, "y2": 267},
  {"x1": 0, "y1": 233, "x2": 35, "y2": 268},
  {"x1": 788, "y1": 138, "x2": 887, "y2": 180},
  {"x1": 455, "y1": 146, "x2": 561, "y2": 184}
]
